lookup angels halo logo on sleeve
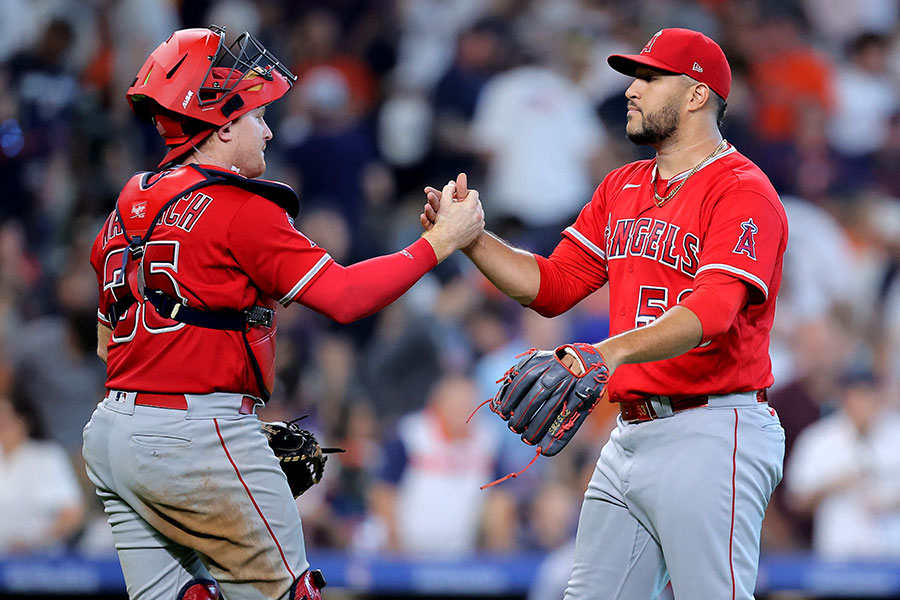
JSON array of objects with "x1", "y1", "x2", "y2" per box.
[{"x1": 732, "y1": 218, "x2": 758, "y2": 260}]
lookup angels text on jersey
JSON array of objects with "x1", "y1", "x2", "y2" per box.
[{"x1": 604, "y1": 215, "x2": 700, "y2": 277}]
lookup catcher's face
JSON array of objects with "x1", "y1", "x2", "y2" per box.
[
  {"x1": 624, "y1": 67, "x2": 691, "y2": 146},
  {"x1": 227, "y1": 106, "x2": 273, "y2": 178}
]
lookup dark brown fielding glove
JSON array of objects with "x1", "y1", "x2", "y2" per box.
[
  {"x1": 260, "y1": 418, "x2": 344, "y2": 498},
  {"x1": 491, "y1": 343, "x2": 609, "y2": 456}
]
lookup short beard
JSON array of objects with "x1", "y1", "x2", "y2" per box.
[{"x1": 626, "y1": 98, "x2": 681, "y2": 146}]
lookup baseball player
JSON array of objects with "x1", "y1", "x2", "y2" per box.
[
  {"x1": 83, "y1": 26, "x2": 483, "y2": 600},
  {"x1": 424, "y1": 28, "x2": 787, "y2": 599}
]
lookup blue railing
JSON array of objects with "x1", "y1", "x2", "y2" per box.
[{"x1": 2, "y1": 551, "x2": 900, "y2": 596}]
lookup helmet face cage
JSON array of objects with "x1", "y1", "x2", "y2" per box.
[{"x1": 198, "y1": 25, "x2": 297, "y2": 107}]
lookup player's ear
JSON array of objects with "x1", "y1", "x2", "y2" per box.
[
  {"x1": 215, "y1": 121, "x2": 235, "y2": 142},
  {"x1": 684, "y1": 81, "x2": 711, "y2": 115}
]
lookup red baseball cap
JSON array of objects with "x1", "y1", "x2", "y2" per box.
[{"x1": 608, "y1": 28, "x2": 731, "y2": 100}]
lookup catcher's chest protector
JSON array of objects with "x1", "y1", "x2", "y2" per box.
[{"x1": 107, "y1": 164, "x2": 301, "y2": 399}]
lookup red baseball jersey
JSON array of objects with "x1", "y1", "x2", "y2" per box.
[
  {"x1": 562, "y1": 144, "x2": 787, "y2": 402},
  {"x1": 90, "y1": 165, "x2": 332, "y2": 396}
]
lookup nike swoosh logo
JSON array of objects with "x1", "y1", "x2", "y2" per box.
[{"x1": 622, "y1": 183, "x2": 642, "y2": 190}]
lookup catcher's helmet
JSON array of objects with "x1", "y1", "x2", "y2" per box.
[{"x1": 127, "y1": 25, "x2": 297, "y2": 167}]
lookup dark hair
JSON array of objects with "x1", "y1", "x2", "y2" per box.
[
  {"x1": 838, "y1": 367, "x2": 880, "y2": 390},
  {"x1": 712, "y1": 92, "x2": 727, "y2": 128},
  {"x1": 847, "y1": 32, "x2": 887, "y2": 59},
  {"x1": 8, "y1": 383, "x2": 46, "y2": 440}
]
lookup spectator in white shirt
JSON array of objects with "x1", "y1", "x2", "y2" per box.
[
  {"x1": 786, "y1": 370, "x2": 900, "y2": 558},
  {"x1": 0, "y1": 388, "x2": 85, "y2": 553}
]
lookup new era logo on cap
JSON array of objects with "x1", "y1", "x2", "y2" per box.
[{"x1": 607, "y1": 28, "x2": 731, "y2": 100}]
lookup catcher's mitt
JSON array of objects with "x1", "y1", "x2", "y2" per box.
[
  {"x1": 491, "y1": 343, "x2": 609, "y2": 457},
  {"x1": 260, "y1": 418, "x2": 344, "y2": 498}
]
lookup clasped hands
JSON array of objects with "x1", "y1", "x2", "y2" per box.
[
  {"x1": 419, "y1": 173, "x2": 587, "y2": 376},
  {"x1": 419, "y1": 172, "x2": 484, "y2": 262}
]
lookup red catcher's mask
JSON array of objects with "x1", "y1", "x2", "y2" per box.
[{"x1": 126, "y1": 25, "x2": 296, "y2": 167}]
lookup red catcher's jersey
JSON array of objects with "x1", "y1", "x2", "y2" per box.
[
  {"x1": 89, "y1": 165, "x2": 333, "y2": 396},
  {"x1": 564, "y1": 144, "x2": 788, "y2": 402}
]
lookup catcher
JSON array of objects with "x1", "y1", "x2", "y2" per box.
[{"x1": 83, "y1": 26, "x2": 483, "y2": 600}]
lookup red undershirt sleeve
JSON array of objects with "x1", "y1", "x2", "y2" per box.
[
  {"x1": 679, "y1": 271, "x2": 751, "y2": 344},
  {"x1": 296, "y1": 237, "x2": 437, "y2": 324},
  {"x1": 529, "y1": 236, "x2": 608, "y2": 317}
]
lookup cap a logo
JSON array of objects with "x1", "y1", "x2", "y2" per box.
[
  {"x1": 642, "y1": 30, "x2": 663, "y2": 54},
  {"x1": 131, "y1": 200, "x2": 147, "y2": 219},
  {"x1": 733, "y1": 218, "x2": 758, "y2": 260},
  {"x1": 692, "y1": 62, "x2": 704, "y2": 73}
]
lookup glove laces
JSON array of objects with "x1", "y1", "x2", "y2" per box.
[{"x1": 479, "y1": 447, "x2": 542, "y2": 490}]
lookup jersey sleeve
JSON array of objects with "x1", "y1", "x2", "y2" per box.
[
  {"x1": 227, "y1": 197, "x2": 333, "y2": 305},
  {"x1": 697, "y1": 190, "x2": 787, "y2": 303},
  {"x1": 530, "y1": 236, "x2": 608, "y2": 317},
  {"x1": 561, "y1": 183, "x2": 609, "y2": 265},
  {"x1": 90, "y1": 213, "x2": 117, "y2": 327},
  {"x1": 530, "y1": 184, "x2": 609, "y2": 316}
]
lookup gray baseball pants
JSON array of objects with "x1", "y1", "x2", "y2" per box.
[
  {"x1": 83, "y1": 391, "x2": 308, "y2": 600},
  {"x1": 564, "y1": 392, "x2": 785, "y2": 599}
]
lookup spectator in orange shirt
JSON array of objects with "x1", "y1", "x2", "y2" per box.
[{"x1": 745, "y1": 17, "x2": 834, "y2": 142}]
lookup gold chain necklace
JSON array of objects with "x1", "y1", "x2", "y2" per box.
[{"x1": 651, "y1": 139, "x2": 728, "y2": 207}]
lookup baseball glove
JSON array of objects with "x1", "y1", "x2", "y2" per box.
[
  {"x1": 491, "y1": 343, "x2": 609, "y2": 457},
  {"x1": 260, "y1": 418, "x2": 344, "y2": 498}
]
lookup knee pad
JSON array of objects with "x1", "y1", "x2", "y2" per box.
[
  {"x1": 176, "y1": 578, "x2": 220, "y2": 600},
  {"x1": 290, "y1": 569, "x2": 326, "y2": 600}
]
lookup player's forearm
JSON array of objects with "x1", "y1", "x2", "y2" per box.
[
  {"x1": 97, "y1": 324, "x2": 112, "y2": 364},
  {"x1": 463, "y1": 231, "x2": 541, "y2": 304},
  {"x1": 595, "y1": 305, "x2": 703, "y2": 373},
  {"x1": 369, "y1": 482, "x2": 401, "y2": 550},
  {"x1": 49, "y1": 505, "x2": 86, "y2": 542}
]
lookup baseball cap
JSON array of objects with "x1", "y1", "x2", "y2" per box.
[{"x1": 608, "y1": 28, "x2": 731, "y2": 100}]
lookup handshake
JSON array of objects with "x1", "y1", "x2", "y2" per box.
[{"x1": 418, "y1": 173, "x2": 484, "y2": 262}]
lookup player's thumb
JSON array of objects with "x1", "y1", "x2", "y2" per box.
[{"x1": 455, "y1": 172, "x2": 468, "y2": 200}]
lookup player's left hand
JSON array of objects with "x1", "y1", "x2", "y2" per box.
[
  {"x1": 260, "y1": 419, "x2": 345, "y2": 498},
  {"x1": 490, "y1": 343, "x2": 609, "y2": 457},
  {"x1": 421, "y1": 172, "x2": 469, "y2": 231}
]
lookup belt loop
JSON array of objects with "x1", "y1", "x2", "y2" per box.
[
  {"x1": 649, "y1": 396, "x2": 674, "y2": 418},
  {"x1": 241, "y1": 396, "x2": 262, "y2": 415}
]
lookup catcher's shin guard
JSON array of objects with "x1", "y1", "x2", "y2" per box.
[
  {"x1": 176, "y1": 578, "x2": 220, "y2": 600},
  {"x1": 291, "y1": 569, "x2": 326, "y2": 600}
]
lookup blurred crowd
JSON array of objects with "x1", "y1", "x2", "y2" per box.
[{"x1": 2, "y1": 0, "x2": 900, "y2": 594}]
